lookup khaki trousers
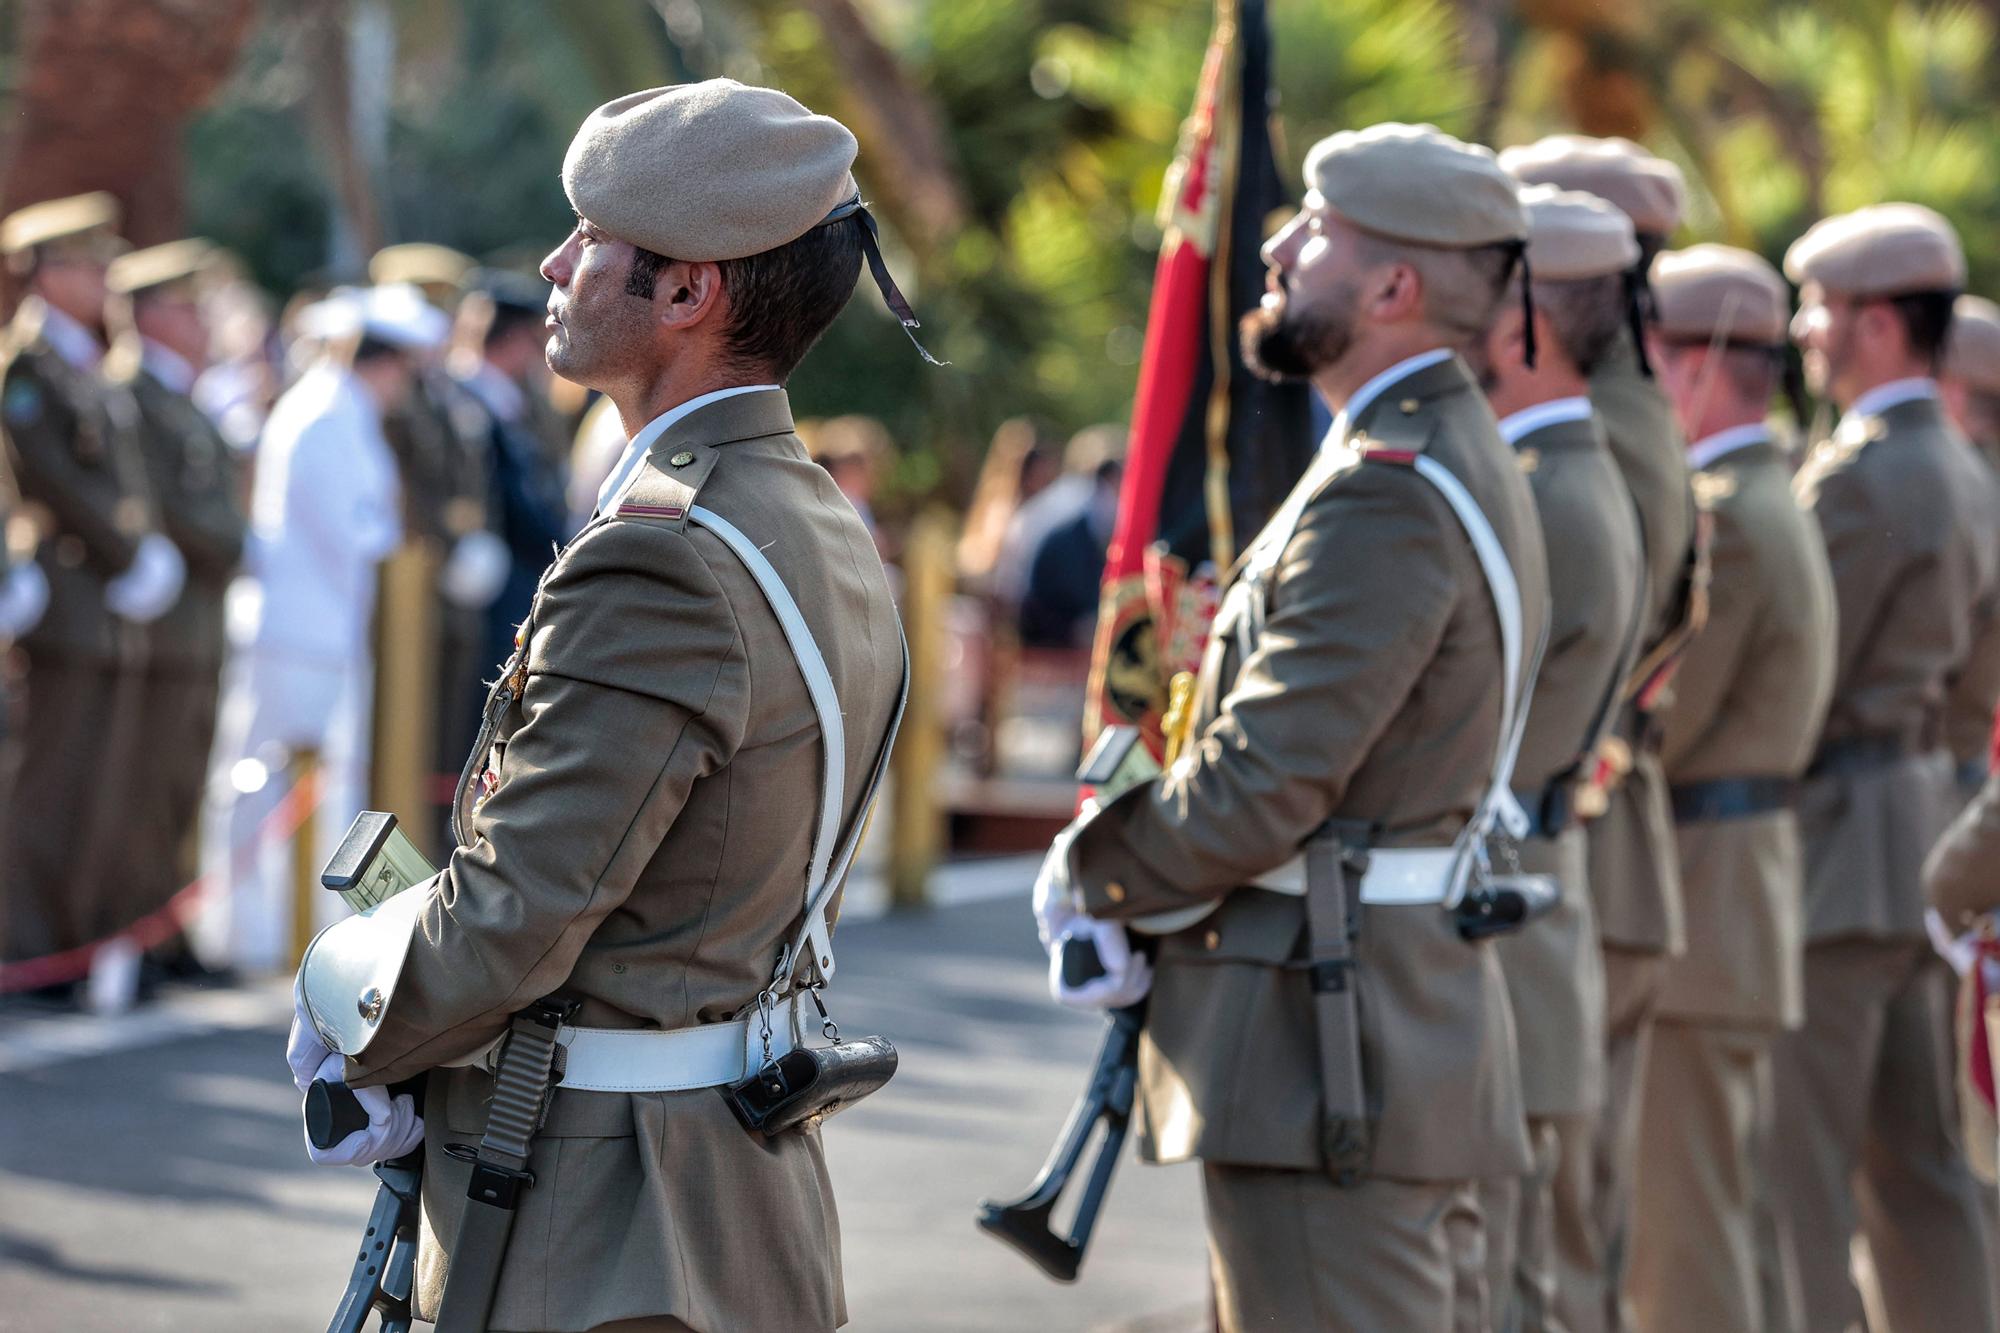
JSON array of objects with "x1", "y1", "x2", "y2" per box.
[
  {"x1": 1481, "y1": 1115, "x2": 1580, "y2": 1332},
  {"x1": 1552, "y1": 947, "x2": 1660, "y2": 1333},
  {"x1": 1770, "y1": 939, "x2": 1996, "y2": 1333},
  {"x1": 1203, "y1": 1163, "x2": 1488, "y2": 1332},
  {"x1": 1628, "y1": 1020, "x2": 1767, "y2": 1333}
]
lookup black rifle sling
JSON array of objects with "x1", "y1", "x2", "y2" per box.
[
  {"x1": 434, "y1": 997, "x2": 575, "y2": 1332},
  {"x1": 1304, "y1": 823, "x2": 1372, "y2": 1184}
]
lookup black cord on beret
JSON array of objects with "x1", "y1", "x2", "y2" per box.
[
  {"x1": 1512, "y1": 241, "x2": 1537, "y2": 371},
  {"x1": 1624, "y1": 264, "x2": 1655, "y2": 379},
  {"x1": 822, "y1": 194, "x2": 947, "y2": 366}
]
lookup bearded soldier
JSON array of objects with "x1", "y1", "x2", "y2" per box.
[
  {"x1": 1499, "y1": 136, "x2": 1702, "y2": 1333},
  {"x1": 1625, "y1": 244, "x2": 1837, "y2": 1333},
  {"x1": 1476, "y1": 186, "x2": 1645, "y2": 1330},
  {"x1": 1778, "y1": 203, "x2": 2000, "y2": 1333},
  {"x1": 290, "y1": 81, "x2": 912, "y2": 1332},
  {"x1": 1035, "y1": 123, "x2": 1549, "y2": 1329}
]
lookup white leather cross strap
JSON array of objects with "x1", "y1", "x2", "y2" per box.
[
  {"x1": 535, "y1": 505, "x2": 906, "y2": 1096},
  {"x1": 1218, "y1": 448, "x2": 1541, "y2": 914},
  {"x1": 689, "y1": 504, "x2": 909, "y2": 992}
]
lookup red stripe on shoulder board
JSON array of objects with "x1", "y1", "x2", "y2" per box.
[
  {"x1": 617, "y1": 503, "x2": 686, "y2": 519},
  {"x1": 1360, "y1": 447, "x2": 1419, "y2": 465}
]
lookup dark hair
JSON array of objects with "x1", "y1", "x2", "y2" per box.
[
  {"x1": 1883, "y1": 289, "x2": 1957, "y2": 365},
  {"x1": 1657, "y1": 337, "x2": 1783, "y2": 408},
  {"x1": 626, "y1": 221, "x2": 864, "y2": 380},
  {"x1": 484, "y1": 300, "x2": 544, "y2": 349},
  {"x1": 353, "y1": 334, "x2": 409, "y2": 365},
  {"x1": 1531, "y1": 273, "x2": 1628, "y2": 377}
]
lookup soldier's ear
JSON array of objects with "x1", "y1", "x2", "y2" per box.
[{"x1": 658, "y1": 261, "x2": 725, "y2": 330}]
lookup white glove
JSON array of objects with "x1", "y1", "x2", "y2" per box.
[
  {"x1": 0, "y1": 560, "x2": 48, "y2": 638},
  {"x1": 287, "y1": 994, "x2": 334, "y2": 1093},
  {"x1": 105, "y1": 533, "x2": 186, "y2": 623},
  {"x1": 1050, "y1": 918, "x2": 1153, "y2": 1010},
  {"x1": 1032, "y1": 800, "x2": 1100, "y2": 951},
  {"x1": 439, "y1": 529, "x2": 510, "y2": 609},
  {"x1": 302, "y1": 1052, "x2": 424, "y2": 1166}
]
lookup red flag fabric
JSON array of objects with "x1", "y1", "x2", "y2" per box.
[{"x1": 1082, "y1": 0, "x2": 1310, "y2": 754}]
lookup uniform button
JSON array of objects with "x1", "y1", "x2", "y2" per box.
[
  {"x1": 1104, "y1": 882, "x2": 1126, "y2": 904},
  {"x1": 610, "y1": 962, "x2": 627, "y2": 974},
  {"x1": 1399, "y1": 398, "x2": 1420, "y2": 414},
  {"x1": 669, "y1": 450, "x2": 696, "y2": 467},
  {"x1": 1203, "y1": 929, "x2": 1221, "y2": 951}
]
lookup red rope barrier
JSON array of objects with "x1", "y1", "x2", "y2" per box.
[{"x1": 0, "y1": 766, "x2": 325, "y2": 993}]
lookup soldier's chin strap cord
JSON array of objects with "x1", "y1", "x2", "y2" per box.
[
  {"x1": 1624, "y1": 263, "x2": 1656, "y2": 379},
  {"x1": 821, "y1": 193, "x2": 948, "y2": 366},
  {"x1": 1511, "y1": 241, "x2": 1538, "y2": 371}
]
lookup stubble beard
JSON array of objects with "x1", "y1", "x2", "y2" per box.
[{"x1": 1240, "y1": 282, "x2": 1356, "y2": 384}]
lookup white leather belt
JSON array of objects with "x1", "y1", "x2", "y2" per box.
[
  {"x1": 551, "y1": 993, "x2": 809, "y2": 1094},
  {"x1": 1250, "y1": 846, "x2": 1466, "y2": 906}
]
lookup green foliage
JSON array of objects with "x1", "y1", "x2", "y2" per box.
[{"x1": 180, "y1": 0, "x2": 2000, "y2": 505}]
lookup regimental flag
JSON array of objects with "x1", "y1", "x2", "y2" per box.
[{"x1": 1082, "y1": 0, "x2": 1311, "y2": 756}]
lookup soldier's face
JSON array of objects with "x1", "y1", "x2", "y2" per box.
[
  {"x1": 33, "y1": 251, "x2": 109, "y2": 330},
  {"x1": 1242, "y1": 198, "x2": 1360, "y2": 380},
  {"x1": 1792, "y1": 282, "x2": 1859, "y2": 403},
  {"x1": 539, "y1": 218, "x2": 657, "y2": 390}
]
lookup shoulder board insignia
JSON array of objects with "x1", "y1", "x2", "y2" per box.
[
  {"x1": 616, "y1": 502, "x2": 685, "y2": 520},
  {"x1": 1358, "y1": 443, "x2": 1419, "y2": 465}
]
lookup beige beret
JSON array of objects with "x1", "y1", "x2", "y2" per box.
[
  {"x1": 1499, "y1": 135, "x2": 1686, "y2": 237},
  {"x1": 1783, "y1": 203, "x2": 1965, "y2": 298},
  {"x1": 369, "y1": 242, "x2": 475, "y2": 289},
  {"x1": 1305, "y1": 123, "x2": 1526, "y2": 249},
  {"x1": 2, "y1": 191, "x2": 120, "y2": 257},
  {"x1": 107, "y1": 238, "x2": 215, "y2": 297},
  {"x1": 1650, "y1": 243, "x2": 1791, "y2": 347},
  {"x1": 562, "y1": 80, "x2": 858, "y2": 263},
  {"x1": 1520, "y1": 185, "x2": 1639, "y2": 280},
  {"x1": 1946, "y1": 295, "x2": 2000, "y2": 394}
]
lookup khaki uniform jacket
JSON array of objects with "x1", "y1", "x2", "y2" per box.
[
  {"x1": 1068, "y1": 354, "x2": 1548, "y2": 1184},
  {"x1": 0, "y1": 299, "x2": 152, "y2": 662},
  {"x1": 1494, "y1": 412, "x2": 1642, "y2": 1116},
  {"x1": 1586, "y1": 341, "x2": 1696, "y2": 953},
  {"x1": 1793, "y1": 394, "x2": 1990, "y2": 941},
  {"x1": 346, "y1": 390, "x2": 904, "y2": 1332},
  {"x1": 102, "y1": 341, "x2": 245, "y2": 670},
  {"x1": 1657, "y1": 436, "x2": 1835, "y2": 1029},
  {"x1": 1943, "y1": 443, "x2": 2000, "y2": 777}
]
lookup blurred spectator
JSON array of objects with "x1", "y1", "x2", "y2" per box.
[
  {"x1": 1016, "y1": 425, "x2": 1124, "y2": 649},
  {"x1": 0, "y1": 193, "x2": 185, "y2": 1002},
  {"x1": 102, "y1": 240, "x2": 248, "y2": 987},
  {"x1": 957, "y1": 415, "x2": 1059, "y2": 593},
  {"x1": 195, "y1": 286, "x2": 436, "y2": 972},
  {"x1": 567, "y1": 393, "x2": 625, "y2": 533},
  {"x1": 448, "y1": 271, "x2": 571, "y2": 692},
  {"x1": 997, "y1": 423, "x2": 1125, "y2": 609},
  {"x1": 806, "y1": 414, "x2": 896, "y2": 559},
  {"x1": 191, "y1": 253, "x2": 283, "y2": 459}
]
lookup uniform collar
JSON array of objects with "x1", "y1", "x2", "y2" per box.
[
  {"x1": 595, "y1": 383, "x2": 782, "y2": 516},
  {"x1": 1846, "y1": 376, "x2": 1937, "y2": 421},
  {"x1": 1687, "y1": 422, "x2": 1774, "y2": 470},
  {"x1": 1497, "y1": 396, "x2": 1592, "y2": 447},
  {"x1": 139, "y1": 338, "x2": 198, "y2": 396},
  {"x1": 37, "y1": 301, "x2": 104, "y2": 371},
  {"x1": 1325, "y1": 347, "x2": 1454, "y2": 449}
]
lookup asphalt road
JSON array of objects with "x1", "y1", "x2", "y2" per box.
[{"x1": 0, "y1": 870, "x2": 1208, "y2": 1332}]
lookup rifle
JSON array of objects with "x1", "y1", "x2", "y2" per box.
[
  {"x1": 312, "y1": 1080, "x2": 425, "y2": 1333},
  {"x1": 976, "y1": 986, "x2": 1145, "y2": 1283}
]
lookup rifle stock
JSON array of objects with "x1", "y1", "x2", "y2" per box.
[{"x1": 976, "y1": 1003, "x2": 1144, "y2": 1282}]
